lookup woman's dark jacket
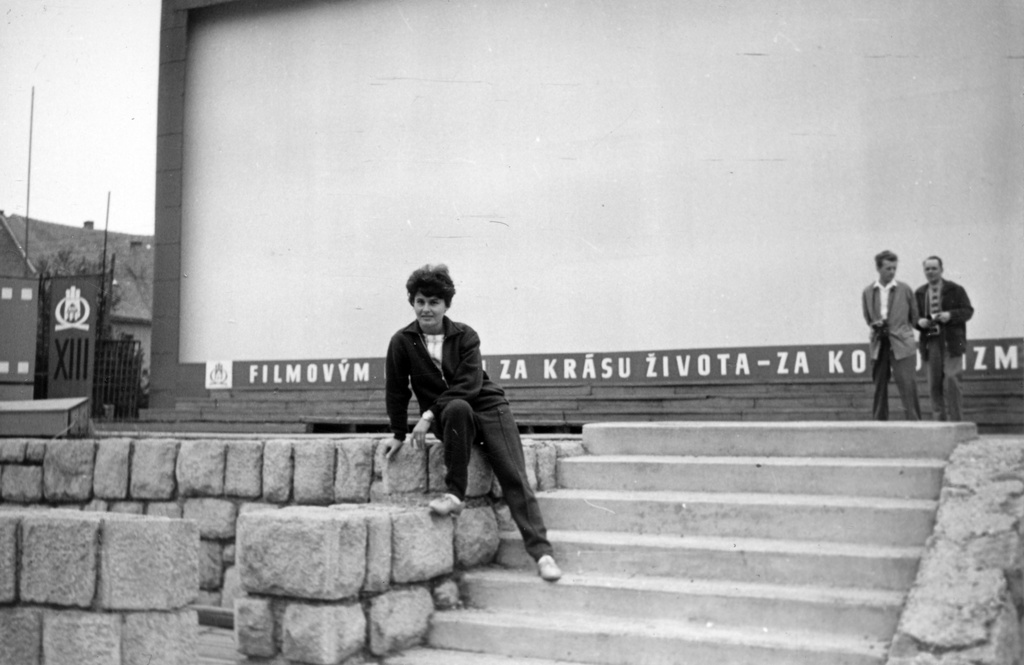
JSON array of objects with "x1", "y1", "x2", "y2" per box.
[
  {"x1": 913, "y1": 279, "x2": 974, "y2": 358},
  {"x1": 385, "y1": 317, "x2": 507, "y2": 441}
]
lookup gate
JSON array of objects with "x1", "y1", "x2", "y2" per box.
[{"x1": 93, "y1": 338, "x2": 143, "y2": 420}]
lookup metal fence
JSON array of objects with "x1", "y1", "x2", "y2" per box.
[{"x1": 93, "y1": 338, "x2": 144, "y2": 420}]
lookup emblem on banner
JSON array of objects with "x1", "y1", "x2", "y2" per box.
[
  {"x1": 206, "y1": 360, "x2": 233, "y2": 390},
  {"x1": 54, "y1": 286, "x2": 91, "y2": 331}
]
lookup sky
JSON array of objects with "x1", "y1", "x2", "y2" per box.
[{"x1": 0, "y1": 1, "x2": 161, "y2": 236}]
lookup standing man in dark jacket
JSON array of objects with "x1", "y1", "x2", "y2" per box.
[
  {"x1": 383, "y1": 264, "x2": 562, "y2": 582},
  {"x1": 915, "y1": 256, "x2": 974, "y2": 421}
]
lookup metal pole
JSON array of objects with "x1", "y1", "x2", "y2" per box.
[
  {"x1": 102, "y1": 191, "x2": 111, "y2": 289},
  {"x1": 100, "y1": 192, "x2": 111, "y2": 339},
  {"x1": 24, "y1": 87, "x2": 35, "y2": 276}
]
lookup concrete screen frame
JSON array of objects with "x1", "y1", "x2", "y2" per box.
[{"x1": 153, "y1": 0, "x2": 1024, "y2": 408}]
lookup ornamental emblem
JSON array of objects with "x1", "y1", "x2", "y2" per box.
[
  {"x1": 54, "y1": 286, "x2": 91, "y2": 332},
  {"x1": 209, "y1": 362, "x2": 230, "y2": 386},
  {"x1": 205, "y1": 360, "x2": 233, "y2": 389}
]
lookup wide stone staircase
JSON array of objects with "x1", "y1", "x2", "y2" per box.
[{"x1": 391, "y1": 421, "x2": 976, "y2": 665}]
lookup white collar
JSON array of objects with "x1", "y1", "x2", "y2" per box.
[{"x1": 874, "y1": 279, "x2": 898, "y2": 291}]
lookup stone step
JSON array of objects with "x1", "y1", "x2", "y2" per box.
[
  {"x1": 582, "y1": 421, "x2": 976, "y2": 458},
  {"x1": 428, "y1": 608, "x2": 888, "y2": 665},
  {"x1": 535, "y1": 489, "x2": 936, "y2": 546},
  {"x1": 384, "y1": 647, "x2": 591, "y2": 664},
  {"x1": 558, "y1": 455, "x2": 945, "y2": 498},
  {"x1": 497, "y1": 531, "x2": 921, "y2": 590},
  {"x1": 460, "y1": 568, "x2": 904, "y2": 639}
]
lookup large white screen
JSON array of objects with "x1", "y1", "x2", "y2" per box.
[{"x1": 180, "y1": 0, "x2": 1024, "y2": 362}]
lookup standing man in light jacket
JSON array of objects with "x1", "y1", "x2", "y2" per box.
[
  {"x1": 382, "y1": 263, "x2": 562, "y2": 582},
  {"x1": 914, "y1": 256, "x2": 974, "y2": 421},
  {"x1": 862, "y1": 250, "x2": 921, "y2": 421}
]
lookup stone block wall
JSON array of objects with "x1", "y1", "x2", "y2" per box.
[
  {"x1": 235, "y1": 505, "x2": 444, "y2": 662},
  {"x1": 0, "y1": 508, "x2": 199, "y2": 665},
  {"x1": 0, "y1": 435, "x2": 584, "y2": 614},
  {"x1": 887, "y1": 437, "x2": 1024, "y2": 665}
]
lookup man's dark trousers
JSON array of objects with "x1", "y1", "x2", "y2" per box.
[
  {"x1": 925, "y1": 336, "x2": 964, "y2": 421},
  {"x1": 434, "y1": 399, "x2": 553, "y2": 561},
  {"x1": 872, "y1": 335, "x2": 921, "y2": 421}
]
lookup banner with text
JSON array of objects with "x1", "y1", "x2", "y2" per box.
[{"x1": 211, "y1": 337, "x2": 1022, "y2": 391}]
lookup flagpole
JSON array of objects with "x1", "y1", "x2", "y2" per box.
[
  {"x1": 102, "y1": 191, "x2": 111, "y2": 285},
  {"x1": 24, "y1": 87, "x2": 35, "y2": 275},
  {"x1": 101, "y1": 191, "x2": 111, "y2": 337}
]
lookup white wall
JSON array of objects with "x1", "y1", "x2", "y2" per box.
[{"x1": 179, "y1": 0, "x2": 1024, "y2": 362}]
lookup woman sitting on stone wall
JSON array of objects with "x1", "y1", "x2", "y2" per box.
[{"x1": 382, "y1": 263, "x2": 562, "y2": 582}]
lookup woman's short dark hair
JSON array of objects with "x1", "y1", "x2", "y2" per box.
[{"x1": 406, "y1": 264, "x2": 456, "y2": 306}]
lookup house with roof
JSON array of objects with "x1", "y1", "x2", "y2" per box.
[{"x1": 0, "y1": 211, "x2": 154, "y2": 373}]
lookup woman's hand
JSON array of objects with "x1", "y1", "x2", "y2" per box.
[
  {"x1": 383, "y1": 437, "x2": 404, "y2": 460},
  {"x1": 411, "y1": 417, "x2": 432, "y2": 449}
]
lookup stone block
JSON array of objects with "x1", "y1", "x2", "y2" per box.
[
  {"x1": 427, "y1": 440, "x2": 446, "y2": 493},
  {"x1": 432, "y1": 579, "x2": 461, "y2": 609},
  {"x1": 0, "y1": 514, "x2": 17, "y2": 603},
  {"x1": 197, "y1": 590, "x2": 221, "y2": 606},
  {"x1": 97, "y1": 515, "x2": 199, "y2": 610},
  {"x1": 391, "y1": 510, "x2": 454, "y2": 584},
  {"x1": 147, "y1": 501, "x2": 183, "y2": 518},
  {"x1": 522, "y1": 444, "x2": 538, "y2": 491},
  {"x1": 226, "y1": 440, "x2": 263, "y2": 498},
  {"x1": 535, "y1": 442, "x2": 558, "y2": 491},
  {"x1": 380, "y1": 438, "x2": 427, "y2": 494},
  {"x1": 945, "y1": 439, "x2": 1024, "y2": 491},
  {"x1": 370, "y1": 479, "x2": 389, "y2": 502},
  {"x1": 220, "y1": 565, "x2": 244, "y2": 608},
  {"x1": 0, "y1": 440, "x2": 27, "y2": 463},
  {"x1": 334, "y1": 438, "x2": 374, "y2": 503},
  {"x1": 293, "y1": 440, "x2": 336, "y2": 504},
  {"x1": 899, "y1": 540, "x2": 1005, "y2": 649},
  {"x1": 467, "y1": 444, "x2": 494, "y2": 497},
  {"x1": 332, "y1": 504, "x2": 394, "y2": 593},
  {"x1": 93, "y1": 438, "x2": 130, "y2": 500},
  {"x1": 493, "y1": 502, "x2": 516, "y2": 532},
  {"x1": 42, "y1": 609, "x2": 121, "y2": 665},
  {"x1": 200, "y1": 540, "x2": 224, "y2": 589},
  {"x1": 368, "y1": 587, "x2": 433, "y2": 655},
  {"x1": 455, "y1": 505, "x2": 499, "y2": 568},
  {"x1": 364, "y1": 509, "x2": 393, "y2": 593},
  {"x1": 131, "y1": 439, "x2": 179, "y2": 500},
  {"x1": 2, "y1": 464, "x2": 42, "y2": 502},
  {"x1": 84, "y1": 498, "x2": 108, "y2": 512},
  {"x1": 238, "y1": 507, "x2": 367, "y2": 600},
  {"x1": 235, "y1": 597, "x2": 277, "y2": 657},
  {"x1": 282, "y1": 601, "x2": 365, "y2": 665},
  {"x1": 239, "y1": 502, "x2": 281, "y2": 515},
  {"x1": 224, "y1": 543, "x2": 236, "y2": 564},
  {"x1": 183, "y1": 498, "x2": 237, "y2": 539},
  {"x1": 25, "y1": 441, "x2": 47, "y2": 463},
  {"x1": 110, "y1": 501, "x2": 145, "y2": 514},
  {"x1": 429, "y1": 442, "x2": 492, "y2": 497},
  {"x1": 176, "y1": 439, "x2": 226, "y2": 496},
  {"x1": 554, "y1": 439, "x2": 587, "y2": 458},
  {"x1": 0, "y1": 606, "x2": 42, "y2": 664},
  {"x1": 21, "y1": 512, "x2": 99, "y2": 607},
  {"x1": 262, "y1": 440, "x2": 293, "y2": 502},
  {"x1": 123, "y1": 609, "x2": 198, "y2": 665}
]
